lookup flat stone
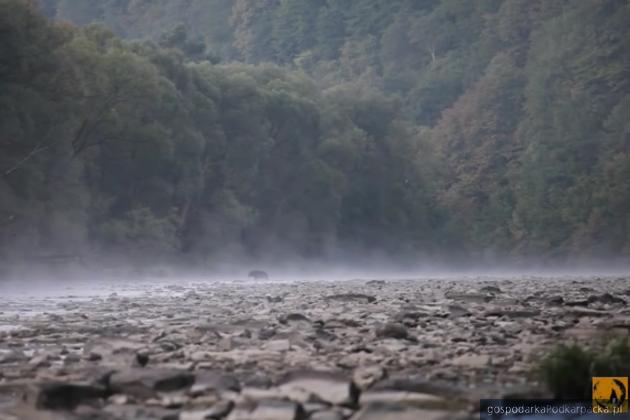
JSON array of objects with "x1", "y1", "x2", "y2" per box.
[
  {"x1": 360, "y1": 390, "x2": 448, "y2": 409},
  {"x1": 352, "y1": 366, "x2": 387, "y2": 390},
  {"x1": 370, "y1": 377, "x2": 467, "y2": 404},
  {"x1": 263, "y1": 339, "x2": 291, "y2": 352},
  {"x1": 279, "y1": 370, "x2": 359, "y2": 406},
  {"x1": 568, "y1": 308, "x2": 609, "y2": 317},
  {"x1": 587, "y1": 293, "x2": 625, "y2": 305},
  {"x1": 451, "y1": 354, "x2": 491, "y2": 368},
  {"x1": 109, "y1": 368, "x2": 195, "y2": 399},
  {"x1": 479, "y1": 286, "x2": 502, "y2": 294},
  {"x1": 0, "y1": 350, "x2": 27, "y2": 364},
  {"x1": 227, "y1": 400, "x2": 300, "y2": 420},
  {"x1": 279, "y1": 313, "x2": 311, "y2": 324},
  {"x1": 448, "y1": 305, "x2": 471, "y2": 317},
  {"x1": 324, "y1": 294, "x2": 376, "y2": 304},
  {"x1": 191, "y1": 371, "x2": 241, "y2": 394},
  {"x1": 484, "y1": 309, "x2": 541, "y2": 318},
  {"x1": 180, "y1": 400, "x2": 234, "y2": 420},
  {"x1": 444, "y1": 292, "x2": 491, "y2": 303},
  {"x1": 104, "y1": 403, "x2": 181, "y2": 420},
  {"x1": 350, "y1": 405, "x2": 459, "y2": 420}
]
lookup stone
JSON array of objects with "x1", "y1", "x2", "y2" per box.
[
  {"x1": 451, "y1": 354, "x2": 491, "y2": 368},
  {"x1": 35, "y1": 382, "x2": 107, "y2": 410},
  {"x1": 484, "y1": 309, "x2": 541, "y2": 318},
  {"x1": 360, "y1": 390, "x2": 448, "y2": 410},
  {"x1": 28, "y1": 354, "x2": 51, "y2": 368},
  {"x1": 280, "y1": 313, "x2": 311, "y2": 324},
  {"x1": 568, "y1": 308, "x2": 609, "y2": 317},
  {"x1": 479, "y1": 286, "x2": 502, "y2": 294},
  {"x1": 63, "y1": 353, "x2": 81, "y2": 364},
  {"x1": 263, "y1": 339, "x2": 291, "y2": 352},
  {"x1": 0, "y1": 350, "x2": 27, "y2": 364},
  {"x1": 444, "y1": 292, "x2": 491, "y2": 303},
  {"x1": 588, "y1": 293, "x2": 625, "y2": 305},
  {"x1": 370, "y1": 377, "x2": 466, "y2": 402},
  {"x1": 352, "y1": 366, "x2": 387, "y2": 390},
  {"x1": 191, "y1": 371, "x2": 241, "y2": 394},
  {"x1": 5, "y1": 276, "x2": 629, "y2": 420},
  {"x1": 136, "y1": 350, "x2": 150, "y2": 367},
  {"x1": 228, "y1": 400, "x2": 300, "y2": 420},
  {"x1": 108, "y1": 394, "x2": 129, "y2": 405},
  {"x1": 324, "y1": 294, "x2": 376, "y2": 304},
  {"x1": 350, "y1": 406, "x2": 460, "y2": 420},
  {"x1": 365, "y1": 280, "x2": 386, "y2": 287},
  {"x1": 109, "y1": 368, "x2": 195, "y2": 399},
  {"x1": 375, "y1": 323, "x2": 408, "y2": 340},
  {"x1": 180, "y1": 400, "x2": 234, "y2": 420},
  {"x1": 310, "y1": 410, "x2": 345, "y2": 420},
  {"x1": 104, "y1": 403, "x2": 180, "y2": 420},
  {"x1": 546, "y1": 296, "x2": 564, "y2": 305},
  {"x1": 278, "y1": 370, "x2": 359, "y2": 406},
  {"x1": 257, "y1": 327, "x2": 276, "y2": 340},
  {"x1": 447, "y1": 305, "x2": 471, "y2": 317}
]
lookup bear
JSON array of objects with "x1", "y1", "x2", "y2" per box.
[{"x1": 248, "y1": 270, "x2": 269, "y2": 280}]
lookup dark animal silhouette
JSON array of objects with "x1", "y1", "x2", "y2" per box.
[{"x1": 248, "y1": 270, "x2": 269, "y2": 280}]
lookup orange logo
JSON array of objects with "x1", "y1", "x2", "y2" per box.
[{"x1": 592, "y1": 377, "x2": 628, "y2": 413}]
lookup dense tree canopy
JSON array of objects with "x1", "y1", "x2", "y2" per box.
[{"x1": 1, "y1": 0, "x2": 628, "y2": 268}]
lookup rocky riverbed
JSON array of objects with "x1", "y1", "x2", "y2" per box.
[{"x1": 0, "y1": 275, "x2": 628, "y2": 419}]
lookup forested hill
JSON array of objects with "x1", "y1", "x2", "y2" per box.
[{"x1": 1, "y1": 0, "x2": 629, "y2": 269}]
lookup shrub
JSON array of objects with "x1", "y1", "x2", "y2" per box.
[{"x1": 538, "y1": 337, "x2": 630, "y2": 399}]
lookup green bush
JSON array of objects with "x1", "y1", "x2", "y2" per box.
[{"x1": 538, "y1": 338, "x2": 630, "y2": 399}]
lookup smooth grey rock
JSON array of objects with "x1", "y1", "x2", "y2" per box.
[
  {"x1": 192, "y1": 371, "x2": 241, "y2": 393},
  {"x1": 279, "y1": 370, "x2": 359, "y2": 406}
]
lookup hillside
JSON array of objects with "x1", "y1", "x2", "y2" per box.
[{"x1": 1, "y1": 0, "x2": 629, "y2": 267}]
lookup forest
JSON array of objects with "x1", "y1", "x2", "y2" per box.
[{"x1": 1, "y1": 0, "x2": 629, "y2": 270}]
